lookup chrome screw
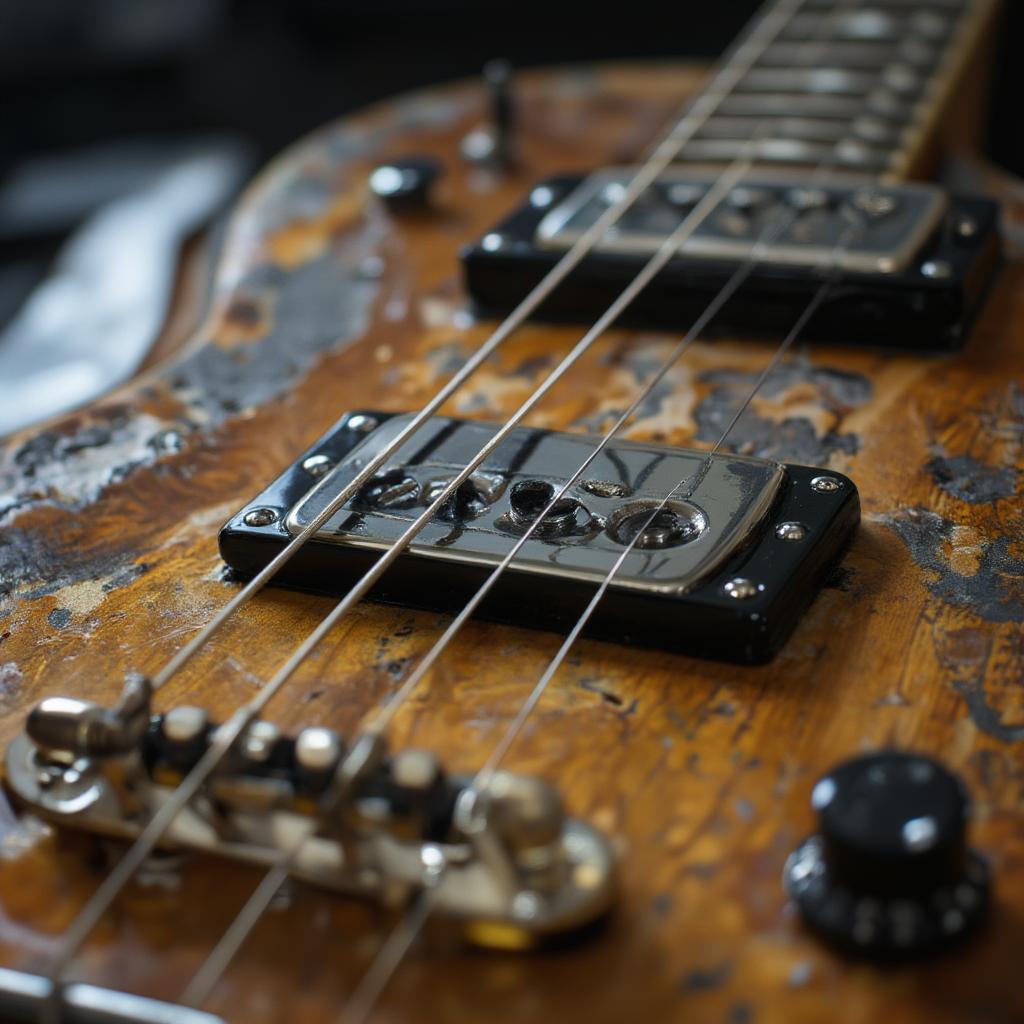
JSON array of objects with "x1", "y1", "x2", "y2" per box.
[
  {"x1": 811, "y1": 476, "x2": 841, "y2": 493},
  {"x1": 302, "y1": 454, "x2": 334, "y2": 478},
  {"x1": 920, "y1": 260, "x2": 953, "y2": 280},
  {"x1": 776, "y1": 521, "x2": 808, "y2": 542},
  {"x1": 955, "y1": 216, "x2": 978, "y2": 239},
  {"x1": 243, "y1": 507, "x2": 278, "y2": 527},
  {"x1": 724, "y1": 578, "x2": 760, "y2": 600},
  {"x1": 347, "y1": 414, "x2": 378, "y2": 433}
]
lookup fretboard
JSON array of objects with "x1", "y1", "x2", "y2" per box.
[{"x1": 677, "y1": 0, "x2": 999, "y2": 179}]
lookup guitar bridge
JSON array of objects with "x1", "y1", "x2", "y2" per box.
[
  {"x1": 220, "y1": 412, "x2": 859, "y2": 663},
  {"x1": 5, "y1": 679, "x2": 613, "y2": 949}
]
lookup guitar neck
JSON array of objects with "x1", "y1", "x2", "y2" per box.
[{"x1": 675, "y1": 0, "x2": 1001, "y2": 181}]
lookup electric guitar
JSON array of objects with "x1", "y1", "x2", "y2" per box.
[{"x1": 1, "y1": 0, "x2": 1021, "y2": 1021}]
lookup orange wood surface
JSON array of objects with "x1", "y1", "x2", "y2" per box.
[{"x1": 0, "y1": 64, "x2": 1022, "y2": 1023}]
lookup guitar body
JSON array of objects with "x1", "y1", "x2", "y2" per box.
[{"x1": 1, "y1": 61, "x2": 1023, "y2": 1023}]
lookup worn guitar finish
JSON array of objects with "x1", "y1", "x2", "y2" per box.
[{"x1": 1, "y1": 61, "x2": 1023, "y2": 1023}]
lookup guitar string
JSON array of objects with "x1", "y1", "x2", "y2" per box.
[
  {"x1": 41, "y1": 136, "x2": 771, "y2": 1006},
  {"x1": 144, "y1": 0, "x2": 808, "y2": 695},
  {"x1": 339, "y1": 219, "x2": 860, "y2": 1024},
  {"x1": 178, "y1": 185, "x2": 800, "y2": 1010},
  {"x1": 39, "y1": 0, "x2": 840, "y2": 1008},
  {"x1": 337, "y1": 4, "x2": 898, "y2": 1016},
  {"x1": 178, "y1": 0, "x2": 871, "y2": 1005},
  {"x1": 39, "y1": 4, "x2": 809, "y2": 995}
]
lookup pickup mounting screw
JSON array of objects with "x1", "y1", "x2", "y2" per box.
[
  {"x1": 776, "y1": 521, "x2": 807, "y2": 541},
  {"x1": 955, "y1": 216, "x2": 978, "y2": 239},
  {"x1": 244, "y1": 507, "x2": 278, "y2": 527},
  {"x1": 302, "y1": 454, "x2": 334, "y2": 478},
  {"x1": 920, "y1": 260, "x2": 953, "y2": 280},
  {"x1": 724, "y1": 578, "x2": 760, "y2": 600},
  {"x1": 811, "y1": 476, "x2": 841, "y2": 493},
  {"x1": 347, "y1": 414, "x2": 378, "y2": 433}
]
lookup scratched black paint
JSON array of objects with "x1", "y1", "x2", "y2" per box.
[
  {"x1": 884, "y1": 507, "x2": 1024, "y2": 624},
  {"x1": 925, "y1": 452, "x2": 1019, "y2": 505},
  {"x1": 694, "y1": 361, "x2": 871, "y2": 464}
]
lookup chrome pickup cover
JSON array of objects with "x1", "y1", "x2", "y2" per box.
[
  {"x1": 286, "y1": 414, "x2": 785, "y2": 596},
  {"x1": 535, "y1": 170, "x2": 948, "y2": 275},
  {"x1": 220, "y1": 412, "x2": 860, "y2": 663}
]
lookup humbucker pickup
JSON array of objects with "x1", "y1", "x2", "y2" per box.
[
  {"x1": 219, "y1": 412, "x2": 860, "y2": 664},
  {"x1": 461, "y1": 171, "x2": 1001, "y2": 350}
]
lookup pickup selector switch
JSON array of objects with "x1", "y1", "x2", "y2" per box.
[{"x1": 784, "y1": 752, "x2": 990, "y2": 960}]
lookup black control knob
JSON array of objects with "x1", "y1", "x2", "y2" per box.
[
  {"x1": 368, "y1": 156, "x2": 441, "y2": 211},
  {"x1": 784, "y1": 751, "x2": 990, "y2": 960}
]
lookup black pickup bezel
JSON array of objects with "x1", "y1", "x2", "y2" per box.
[
  {"x1": 219, "y1": 412, "x2": 860, "y2": 665},
  {"x1": 460, "y1": 176, "x2": 1001, "y2": 351}
]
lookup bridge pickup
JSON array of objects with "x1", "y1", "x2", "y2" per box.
[
  {"x1": 219, "y1": 412, "x2": 859, "y2": 664},
  {"x1": 461, "y1": 171, "x2": 1001, "y2": 350}
]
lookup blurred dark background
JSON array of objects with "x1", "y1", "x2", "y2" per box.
[
  {"x1": 5, "y1": 0, "x2": 1022, "y2": 169},
  {"x1": 1, "y1": 0, "x2": 1021, "y2": 434}
]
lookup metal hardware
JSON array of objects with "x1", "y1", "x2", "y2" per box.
[
  {"x1": 368, "y1": 157, "x2": 441, "y2": 211},
  {"x1": 241, "y1": 720, "x2": 281, "y2": 763},
  {"x1": 811, "y1": 475, "x2": 842, "y2": 493},
  {"x1": 347, "y1": 414, "x2": 378, "y2": 434},
  {"x1": 283, "y1": 414, "x2": 784, "y2": 597},
  {"x1": 6, "y1": 682, "x2": 614, "y2": 943},
  {"x1": 850, "y1": 188, "x2": 899, "y2": 220},
  {"x1": 788, "y1": 186, "x2": 829, "y2": 212},
  {"x1": 723, "y1": 578, "x2": 760, "y2": 600},
  {"x1": 461, "y1": 59, "x2": 515, "y2": 167},
  {"x1": 294, "y1": 727, "x2": 343, "y2": 773},
  {"x1": 606, "y1": 500, "x2": 707, "y2": 550},
  {"x1": 0, "y1": 966, "x2": 226, "y2": 1024},
  {"x1": 162, "y1": 705, "x2": 208, "y2": 744},
  {"x1": 920, "y1": 259, "x2": 953, "y2": 279},
  {"x1": 776, "y1": 521, "x2": 807, "y2": 541},
  {"x1": 302, "y1": 454, "x2": 335, "y2": 478},
  {"x1": 533, "y1": 169, "x2": 947, "y2": 275},
  {"x1": 243, "y1": 507, "x2": 278, "y2": 527},
  {"x1": 464, "y1": 173, "x2": 1000, "y2": 352},
  {"x1": 222, "y1": 411, "x2": 861, "y2": 663},
  {"x1": 954, "y1": 216, "x2": 978, "y2": 240}
]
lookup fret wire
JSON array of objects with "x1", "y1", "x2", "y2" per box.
[{"x1": 41, "y1": 0, "x2": 814, "y2": 996}]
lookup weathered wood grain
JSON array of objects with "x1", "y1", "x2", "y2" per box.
[{"x1": 0, "y1": 63, "x2": 1022, "y2": 1024}]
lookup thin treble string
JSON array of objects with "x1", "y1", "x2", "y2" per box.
[
  {"x1": 43, "y1": 0, "x2": 830, "y2": 1005},
  {"x1": 178, "y1": 187, "x2": 801, "y2": 1011},
  {"x1": 42, "y1": 90, "x2": 789, "y2": 999},
  {"x1": 180, "y1": 0, "x2": 871, "y2": 1003},
  {"x1": 145, "y1": 0, "x2": 807, "y2": 695},
  {"x1": 335, "y1": 0, "x2": 886, "y2": 1005},
  {"x1": 338, "y1": 220, "x2": 861, "y2": 1024},
  {"x1": 475, "y1": 225, "x2": 858, "y2": 784}
]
